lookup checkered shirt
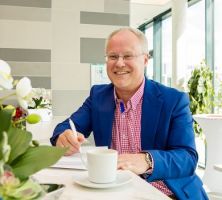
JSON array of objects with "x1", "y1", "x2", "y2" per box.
[{"x1": 111, "y1": 79, "x2": 174, "y2": 197}]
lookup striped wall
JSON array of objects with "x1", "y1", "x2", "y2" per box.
[
  {"x1": 0, "y1": 0, "x2": 129, "y2": 116},
  {"x1": 0, "y1": 1, "x2": 51, "y2": 90}
]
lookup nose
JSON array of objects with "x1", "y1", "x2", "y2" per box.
[{"x1": 115, "y1": 56, "x2": 125, "y2": 67}]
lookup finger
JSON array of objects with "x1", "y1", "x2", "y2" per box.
[
  {"x1": 118, "y1": 161, "x2": 133, "y2": 171},
  {"x1": 58, "y1": 141, "x2": 73, "y2": 155},
  {"x1": 56, "y1": 136, "x2": 68, "y2": 147},
  {"x1": 66, "y1": 130, "x2": 81, "y2": 147},
  {"x1": 64, "y1": 144, "x2": 80, "y2": 156},
  {"x1": 77, "y1": 133, "x2": 85, "y2": 143},
  {"x1": 118, "y1": 153, "x2": 130, "y2": 160},
  {"x1": 64, "y1": 149, "x2": 74, "y2": 156},
  {"x1": 56, "y1": 130, "x2": 85, "y2": 154},
  {"x1": 56, "y1": 130, "x2": 70, "y2": 144},
  {"x1": 58, "y1": 134, "x2": 70, "y2": 147},
  {"x1": 56, "y1": 132, "x2": 77, "y2": 152},
  {"x1": 56, "y1": 140, "x2": 63, "y2": 147},
  {"x1": 61, "y1": 130, "x2": 80, "y2": 148},
  {"x1": 69, "y1": 144, "x2": 80, "y2": 154}
]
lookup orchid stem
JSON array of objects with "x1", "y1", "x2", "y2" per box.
[{"x1": 13, "y1": 118, "x2": 26, "y2": 125}]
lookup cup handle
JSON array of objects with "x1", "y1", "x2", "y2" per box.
[{"x1": 78, "y1": 147, "x2": 87, "y2": 169}]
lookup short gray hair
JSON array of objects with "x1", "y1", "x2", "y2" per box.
[{"x1": 105, "y1": 27, "x2": 148, "y2": 54}]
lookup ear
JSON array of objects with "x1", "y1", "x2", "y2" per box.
[{"x1": 144, "y1": 53, "x2": 149, "y2": 66}]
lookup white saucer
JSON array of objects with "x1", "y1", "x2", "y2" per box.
[{"x1": 73, "y1": 170, "x2": 132, "y2": 189}]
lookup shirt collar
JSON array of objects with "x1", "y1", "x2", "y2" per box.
[{"x1": 114, "y1": 78, "x2": 145, "y2": 111}]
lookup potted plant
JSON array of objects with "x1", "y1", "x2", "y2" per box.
[
  {"x1": 187, "y1": 60, "x2": 214, "y2": 136},
  {"x1": 27, "y1": 88, "x2": 52, "y2": 122},
  {"x1": 186, "y1": 60, "x2": 214, "y2": 169},
  {"x1": 0, "y1": 109, "x2": 66, "y2": 199},
  {"x1": 0, "y1": 60, "x2": 66, "y2": 199}
]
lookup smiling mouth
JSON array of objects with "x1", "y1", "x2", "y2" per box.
[{"x1": 114, "y1": 71, "x2": 129, "y2": 75}]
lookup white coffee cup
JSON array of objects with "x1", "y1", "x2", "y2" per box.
[{"x1": 86, "y1": 148, "x2": 118, "y2": 184}]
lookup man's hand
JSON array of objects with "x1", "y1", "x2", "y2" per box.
[
  {"x1": 56, "y1": 129, "x2": 85, "y2": 156},
  {"x1": 118, "y1": 153, "x2": 149, "y2": 175}
]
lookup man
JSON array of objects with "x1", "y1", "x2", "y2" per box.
[{"x1": 51, "y1": 27, "x2": 208, "y2": 200}]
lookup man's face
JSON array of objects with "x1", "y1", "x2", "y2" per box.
[{"x1": 106, "y1": 30, "x2": 148, "y2": 95}]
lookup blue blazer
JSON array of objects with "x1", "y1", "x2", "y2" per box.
[{"x1": 51, "y1": 78, "x2": 208, "y2": 200}]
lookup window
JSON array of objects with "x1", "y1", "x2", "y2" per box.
[
  {"x1": 186, "y1": 0, "x2": 205, "y2": 76},
  {"x1": 145, "y1": 24, "x2": 154, "y2": 79},
  {"x1": 161, "y1": 16, "x2": 172, "y2": 86},
  {"x1": 214, "y1": 0, "x2": 222, "y2": 112},
  {"x1": 140, "y1": 0, "x2": 205, "y2": 87}
]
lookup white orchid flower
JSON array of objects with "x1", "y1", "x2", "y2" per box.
[
  {"x1": 0, "y1": 60, "x2": 13, "y2": 90},
  {"x1": 16, "y1": 77, "x2": 33, "y2": 110}
]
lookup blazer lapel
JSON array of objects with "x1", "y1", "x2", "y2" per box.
[{"x1": 141, "y1": 79, "x2": 163, "y2": 150}]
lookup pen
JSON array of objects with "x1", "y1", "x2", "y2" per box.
[
  {"x1": 69, "y1": 118, "x2": 77, "y2": 138},
  {"x1": 69, "y1": 119, "x2": 87, "y2": 168},
  {"x1": 69, "y1": 118, "x2": 89, "y2": 144}
]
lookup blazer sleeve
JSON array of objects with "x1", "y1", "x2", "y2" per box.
[{"x1": 147, "y1": 93, "x2": 198, "y2": 181}]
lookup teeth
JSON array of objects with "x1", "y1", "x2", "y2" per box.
[{"x1": 116, "y1": 71, "x2": 127, "y2": 74}]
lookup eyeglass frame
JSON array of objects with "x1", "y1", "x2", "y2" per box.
[{"x1": 105, "y1": 53, "x2": 147, "y2": 62}]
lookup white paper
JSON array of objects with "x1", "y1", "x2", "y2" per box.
[
  {"x1": 51, "y1": 146, "x2": 108, "y2": 170},
  {"x1": 51, "y1": 153, "x2": 86, "y2": 170}
]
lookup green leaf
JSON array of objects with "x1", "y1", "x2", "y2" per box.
[
  {"x1": 11, "y1": 146, "x2": 66, "y2": 180},
  {"x1": 0, "y1": 109, "x2": 13, "y2": 133},
  {"x1": 7, "y1": 126, "x2": 32, "y2": 164},
  {"x1": 0, "y1": 132, "x2": 11, "y2": 165},
  {"x1": 187, "y1": 60, "x2": 214, "y2": 136}
]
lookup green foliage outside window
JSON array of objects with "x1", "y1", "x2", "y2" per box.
[
  {"x1": 214, "y1": 77, "x2": 222, "y2": 113},
  {"x1": 187, "y1": 60, "x2": 214, "y2": 136}
]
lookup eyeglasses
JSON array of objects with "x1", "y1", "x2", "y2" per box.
[{"x1": 105, "y1": 53, "x2": 144, "y2": 62}]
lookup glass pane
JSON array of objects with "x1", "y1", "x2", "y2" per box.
[
  {"x1": 214, "y1": 0, "x2": 222, "y2": 113},
  {"x1": 186, "y1": 0, "x2": 205, "y2": 168},
  {"x1": 145, "y1": 25, "x2": 154, "y2": 79},
  {"x1": 186, "y1": 0, "x2": 205, "y2": 76},
  {"x1": 162, "y1": 16, "x2": 172, "y2": 86}
]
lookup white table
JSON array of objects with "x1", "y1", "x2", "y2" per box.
[
  {"x1": 193, "y1": 114, "x2": 222, "y2": 192},
  {"x1": 28, "y1": 117, "x2": 170, "y2": 199},
  {"x1": 33, "y1": 168, "x2": 170, "y2": 200}
]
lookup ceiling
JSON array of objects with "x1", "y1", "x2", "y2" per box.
[
  {"x1": 131, "y1": 0, "x2": 171, "y2": 5},
  {"x1": 130, "y1": 0, "x2": 172, "y2": 28}
]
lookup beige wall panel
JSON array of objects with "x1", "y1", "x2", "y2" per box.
[
  {"x1": 52, "y1": 90, "x2": 90, "y2": 116},
  {"x1": 80, "y1": 24, "x2": 127, "y2": 38},
  {"x1": 0, "y1": 5, "x2": 50, "y2": 21},
  {"x1": 51, "y1": 63, "x2": 90, "y2": 90},
  {"x1": 52, "y1": 0, "x2": 104, "y2": 12},
  {"x1": 80, "y1": 11, "x2": 129, "y2": 26},
  {"x1": 0, "y1": 0, "x2": 51, "y2": 8},
  {"x1": 104, "y1": 0, "x2": 129, "y2": 14},
  {"x1": 0, "y1": 20, "x2": 51, "y2": 49},
  {"x1": 14, "y1": 76, "x2": 51, "y2": 89},
  {"x1": 80, "y1": 38, "x2": 106, "y2": 63},
  {"x1": 51, "y1": 10, "x2": 80, "y2": 63},
  {"x1": 9, "y1": 61, "x2": 51, "y2": 77}
]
